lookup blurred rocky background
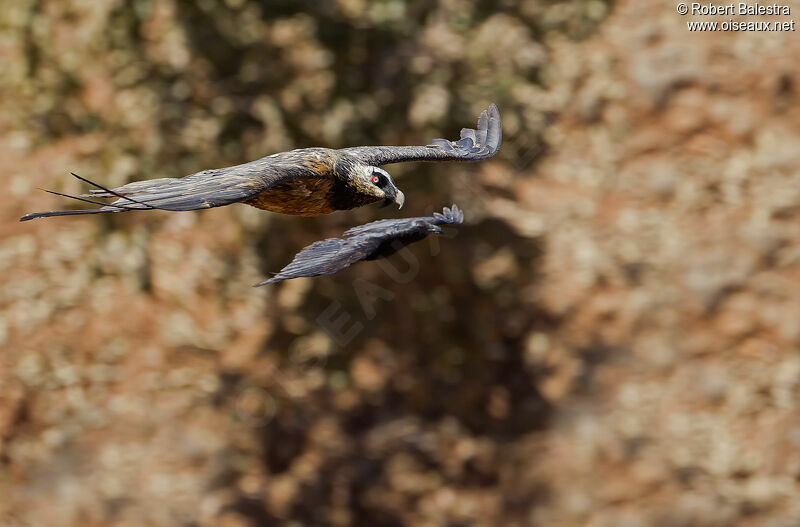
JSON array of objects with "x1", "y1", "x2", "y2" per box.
[{"x1": 3, "y1": 0, "x2": 800, "y2": 525}]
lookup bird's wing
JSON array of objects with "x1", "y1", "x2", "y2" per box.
[
  {"x1": 259, "y1": 205, "x2": 465, "y2": 285},
  {"x1": 342, "y1": 205, "x2": 464, "y2": 237},
  {"x1": 255, "y1": 236, "x2": 379, "y2": 285},
  {"x1": 339, "y1": 104, "x2": 501, "y2": 167},
  {"x1": 19, "y1": 149, "x2": 335, "y2": 221},
  {"x1": 341, "y1": 218, "x2": 409, "y2": 237}
]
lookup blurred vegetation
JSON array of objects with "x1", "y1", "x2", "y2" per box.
[{"x1": 3, "y1": 1, "x2": 614, "y2": 524}]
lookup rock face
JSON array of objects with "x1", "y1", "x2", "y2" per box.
[{"x1": 4, "y1": 1, "x2": 800, "y2": 525}]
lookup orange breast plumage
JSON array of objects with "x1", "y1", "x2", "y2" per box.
[{"x1": 245, "y1": 178, "x2": 339, "y2": 216}]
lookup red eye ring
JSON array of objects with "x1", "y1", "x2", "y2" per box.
[{"x1": 371, "y1": 175, "x2": 380, "y2": 184}]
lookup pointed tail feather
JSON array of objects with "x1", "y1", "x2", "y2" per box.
[
  {"x1": 253, "y1": 275, "x2": 281, "y2": 286},
  {"x1": 19, "y1": 179, "x2": 152, "y2": 222},
  {"x1": 20, "y1": 208, "x2": 122, "y2": 221}
]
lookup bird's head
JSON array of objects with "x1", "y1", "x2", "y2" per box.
[{"x1": 353, "y1": 166, "x2": 405, "y2": 209}]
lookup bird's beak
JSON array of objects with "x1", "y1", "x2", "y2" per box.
[{"x1": 381, "y1": 189, "x2": 405, "y2": 209}]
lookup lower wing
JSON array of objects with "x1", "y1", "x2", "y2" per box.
[{"x1": 255, "y1": 237, "x2": 377, "y2": 285}]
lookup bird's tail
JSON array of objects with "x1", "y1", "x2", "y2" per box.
[
  {"x1": 20, "y1": 167, "x2": 262, "y2": 221},
  {"x1": 19, "y1": 172, "x2": 191, "y2": 222},
  {"x1": 19, "y1": 172, "x2": 173, "y2": 221},
  {"x1": 20, "y1": 208, "x2": 122, "y2": 221}
]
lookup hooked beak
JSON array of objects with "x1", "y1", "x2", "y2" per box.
[{"x1": 380, "y1": 189, "x2": 405, "y2": 209}]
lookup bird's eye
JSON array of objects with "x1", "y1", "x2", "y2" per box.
[{"x1": 371, "y1": 174, "x2": 381, "y2": 185}]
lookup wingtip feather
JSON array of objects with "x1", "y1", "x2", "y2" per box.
[
  {"x1": 477, "y1": 109, "x2": 489, "y2": 131},
  {"x1": 486, "y1": 104, "x2": 502, "y2": 151},
  {"x1": 432, "y1": 204, "x2": 464, "y2": 224}
]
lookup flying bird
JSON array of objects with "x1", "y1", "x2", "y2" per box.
[
  {"x1": 20, "y1": 105, "x2": 500, "y2": 221},
  {"x1": 256, "y1": 205, "x2": 464, "y2": 285}
]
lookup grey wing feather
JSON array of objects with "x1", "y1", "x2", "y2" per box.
[
  {"x1": 88, "y1": 170, "x2": 266, "y2": 211},
  {"x1": 344, "y1": 205, "x2": 464, "y2": 237},
  {"x1": 432, "y1": 204, "x2": 464, "y2": 225},
  {"x1": 257, "y1": 204, "x2": 465, "y2": 285},
  {"x1": 255, "y1": 237, "x2": 377, "y2": 285},
  {"x1": 341, "y1": 218, "x2": 408, "y2": 237},
  {"x1": 460, "y1": 128, "x2": 477, "y2": 143},
  {"x1": 340, "y1": 104, "x2": 502, "y2": 166}
]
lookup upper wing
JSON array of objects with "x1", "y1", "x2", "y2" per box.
[
  {"x1": 255, "y1": 236, "x2": 380, "y2": 285},
  {"x1": 341, "y1": 218, "x2": 410, "y2": 237},
  {"x1": 342, "y1": 204, "x2": 464, "y2": 238},
  {"x1": 340, "y1": 104, "x2": 502, "y2": 167},
  {"x1": 19, "y1": 149, "x2": 335, "y2": 221}
]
